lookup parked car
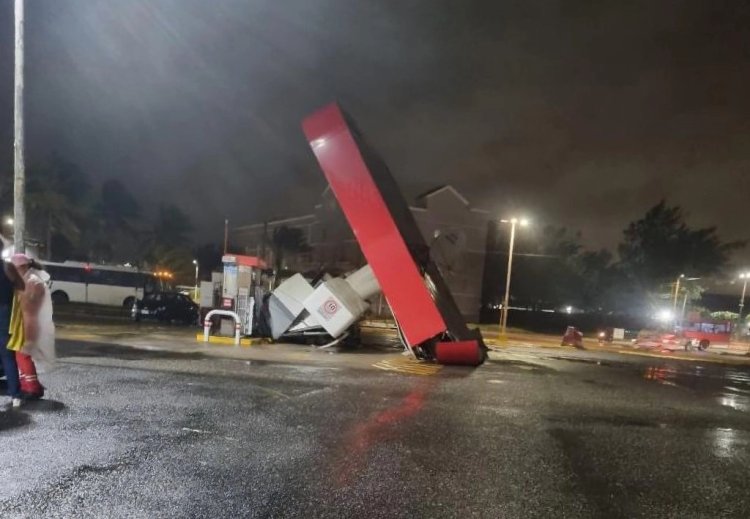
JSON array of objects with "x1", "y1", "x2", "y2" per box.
[{"x1": 131, "y1": 292, "x2": 198, "y2": 325}]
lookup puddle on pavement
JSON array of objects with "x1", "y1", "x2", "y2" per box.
[
  {"x1": 546, "y1": 414, "x2": 662, "y2": 429},
  {"x1": 485, "y1": 359, "x2": 554, "y2": 374},
  {"x1": 708, "y1": 427, "x2": 749, "y2": 458},
  {"x1": 0, "y1": 410, "x2": 32, "y2": 431},
  {"x1": 21, "y1": 399, "x2": 67, "y2": 413},
  {"x1": 717, "y1": 393, "x2": 750, "y2": 412},
  {"x1": 57, "y1": 340, "x2": 208, "y2": 361},
  {"x1": 641, "y1": 364, "x2": 750, "y2": 411},
  {"x1": 549, "y1": 356, "x2": 629, "y2": 369}
]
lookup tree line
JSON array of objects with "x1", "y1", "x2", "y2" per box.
[
  {"x1": 486, "y1": 200, "x2": 745, "y2": 317},
  {"x1": 1, "y1": 155, "x2": 196, "y2": 281}
]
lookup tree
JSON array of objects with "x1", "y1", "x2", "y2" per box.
[
  {"x1": 270, "y1": 225, "x2": 310, "y2": 273},
  {"x1": 576, "y1": 249, "x2": 616, "y2": 310},
  {"x1": 618, "y1": 200, "x2": 744, "y2": 291},
  {"x1": 98, "y1": 179, "x2": 140, "y2": 231},
  {"x1": 25, "y1": 155, "x2": 91, "y2": 259},
  {"x1": 501, "y1": 225, "x2": 585, "y2": 310},
  {"x1": 141, "y1": 204, "x2": 195, "y2": 283},
  {"x1": 193, "y1": 243, "x2": 224, "y2": 279},
  {"x1": 152, "y1": 204, "x2": 193, "y2": 249},
  {"x1": 82, "y1": 179, "x2": 141, "y2": 262}
]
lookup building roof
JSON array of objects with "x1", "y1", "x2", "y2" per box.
[
  {"x1": 234, "y1": 184, "x2": 488, "y2": 231},
  {"x1": 233, "y1": 214, "x2": 316, "y2": 232},
  {"x1": 414, "y1": 185, "x2": 470, "y2": 208}
]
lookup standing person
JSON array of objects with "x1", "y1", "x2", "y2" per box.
[
  {"x1": 11, "y1": 254, "x2": 55, "y2": 399},
  {"x1": 0, "y1": 248, "x2": 23, "y2": 408}
]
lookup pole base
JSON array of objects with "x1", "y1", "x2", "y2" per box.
[{"x1": 435, "y1": 340, "x2": 486, "y2": 366}]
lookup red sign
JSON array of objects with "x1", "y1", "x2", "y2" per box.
[{"x1": 302, "y1": 104, "x2": 447, "y2": 346}]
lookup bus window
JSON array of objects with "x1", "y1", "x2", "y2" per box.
[{"x1": 47, "y1": 265, "x2": 85, "y2": 283}]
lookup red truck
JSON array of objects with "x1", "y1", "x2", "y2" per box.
[{"x1": 635, "y1": 319, "x2": 733, "y2": 351}]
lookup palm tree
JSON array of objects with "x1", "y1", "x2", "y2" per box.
[{"x1": 140, "y1": 204, "x2": 195, "y2": 282}]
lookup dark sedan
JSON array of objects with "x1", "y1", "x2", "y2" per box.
[{"x1": 131, "y1": 292, "x2": 199, "y2": 325}]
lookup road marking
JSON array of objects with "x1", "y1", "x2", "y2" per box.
[{"x1": 373, "y1": 357, "x2": 442, "y2": 376}]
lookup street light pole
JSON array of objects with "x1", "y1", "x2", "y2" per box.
[
  {"x1": 500, "y1": 220, "x2": 516, "y2": 337},
  {"x1": 739, "y1": 273, "x2": 749, "y2": 321},
  {"x1": 13, "y1": 0, "x2": 26, "y2": 253},
  {"x1": 193, "y1": 259, "x2": 199, "y2": 302},
  {"x1": 672, "y1": 274, "x2": 684, "y2": 317},
  {"x1": 499, "y1": 218, "x2": 528, "y2": 337}
]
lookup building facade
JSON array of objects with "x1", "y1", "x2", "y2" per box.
[{"x1": 232, "y1": 185, "x2": 490, "y2": 321}]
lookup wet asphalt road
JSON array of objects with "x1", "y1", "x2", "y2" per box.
[{"x1": 1, "y1": 340, "x2": 750, "y2": 518}]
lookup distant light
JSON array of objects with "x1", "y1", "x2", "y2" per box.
[
  {"x1": 656, "y1": 309, "x2": 673, "y2": 322},
  {"x1": 5, "y1": 217, "x2": 13, "y2": 226},
  {"x1": 1, "y1": 247, "x2": 12, "y2": 260},
  {"x1": 501, "y1": 217, "x2": 530, "y2": 226},
  {"x1": 192, "y1": 259, "x2": 198, "y2": 265},
  {"x1": 565, "y1": 305, "x2": 572, "y2": 314}
]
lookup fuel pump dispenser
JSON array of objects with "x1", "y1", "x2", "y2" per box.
[{"x1": 221, "y1": 254, "x2": 267, "y2": 335}]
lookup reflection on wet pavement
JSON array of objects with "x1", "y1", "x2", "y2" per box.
[
  {"x1": 709, "y1": 427, "x2": 749, "y2": 459},
  {"x1": 331, "y1": 379, "x2": 436, "y2": 487},
  {"x1": 640, "y1": 363, "x2": 750, "y2": 414},
  {"x1": 718, "y1": 393, "x2": 750, "y2": 412}
]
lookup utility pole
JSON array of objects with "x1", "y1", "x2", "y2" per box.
[{"x1": 13, "y1": 0, "x2": 26, "y2": 253}]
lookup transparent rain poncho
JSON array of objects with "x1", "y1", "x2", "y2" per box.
[{"x1": 20, "y1": 268, "x2": 56, "y2": 372}]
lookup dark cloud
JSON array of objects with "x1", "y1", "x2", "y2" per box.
[{"x1": 0, "y1": 0, "x2": 749, "y2": 262}]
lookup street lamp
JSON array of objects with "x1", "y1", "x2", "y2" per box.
[
  {"x1": 739, "y1": 272, "x2": 750, "y2": 321},
  {"x1": 499, "y1": 217, "x2": 529, "y2": 336},
  {"x1": 192, "y1": 259, "x2": 199, "y2": 302}
]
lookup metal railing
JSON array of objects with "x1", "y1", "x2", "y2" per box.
[{"x1": 203, "y1": 309, "x2": 241, "y2": 346}]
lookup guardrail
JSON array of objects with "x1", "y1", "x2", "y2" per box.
[{"x1": 203, "y1": 309, "x2": 241, "y2": 346}]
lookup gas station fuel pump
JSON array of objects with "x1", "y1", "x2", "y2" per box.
[{"x1": 220, "y1": 254, "x2": 267, "y2": 335}]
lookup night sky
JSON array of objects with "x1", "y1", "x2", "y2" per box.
[{"x1": 1, "y1": 1, "x2": 749, "y2": 262}]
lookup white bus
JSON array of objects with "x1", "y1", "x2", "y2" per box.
[{"x1": 41, "y1": 261, "x2": 170, "y2": 307}]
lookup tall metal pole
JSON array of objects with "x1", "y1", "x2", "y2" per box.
[
  {"x1": 223, "y1": 219, "x2": 229, "y2": 254},
  {"x1": 739, "y1": 276, "x2": 748, "y2": 321},
  {"x1": 500, "y1": 220, "x2": 516, "y2": 336},
  {"x1": 681, "y1": 291, "x2": 689, "y2": 324},
  {"x1": 193, "y1": 260, "x2": 199, "y2": 301},
  {"x1": 13, "y1": 0, "x2": 26, "y2": 253},
  {"x1": 672, "y1": 275, "x2": 682, "y2": 315}
]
